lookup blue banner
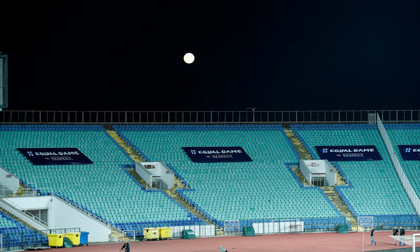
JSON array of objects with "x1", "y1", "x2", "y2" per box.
[
  {"x1": 17, "y1": 148, "x2": 93, "y2": 165},
  {"x1": 182, "y1": 147, "x2": 252, "y2": 163},
  {"x1": 315, "y1": 145, "x2": 382, "y2": 161},
  {"x1": 398, "y1": 145, "x2": 420, "y2": 160}
]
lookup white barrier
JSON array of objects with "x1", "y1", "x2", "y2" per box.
[
  {"x1": 169, "y1": 224, "x2": 215, "y2": 238},
  {"x1": 0, "y1": 166, "x2": 19, "y2": 196},
  {"x1": 252, "y1": 221, "x2": 304, "y2": 234}
]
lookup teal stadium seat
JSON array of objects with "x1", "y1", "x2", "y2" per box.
[
  {"x1": 0, "y1": 211, "x2": 48, "y2": 248},
  {"x1": 292, "y1": 124, "x2": 418, "y2": 224},
  {"x1": 0, "y1": 125, "x2": 195, "y2": 233},
  {"x1": 115, "y1": 124, "x2": 345, "y2": 228},
  {"x1": 386, "y1": 124, "x2": 420, "y2": 199}
]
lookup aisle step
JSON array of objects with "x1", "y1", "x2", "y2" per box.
[{"x1": 320, "y1": 187, "x2": 363, "y2": 232}]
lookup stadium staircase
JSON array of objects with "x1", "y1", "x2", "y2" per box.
[
  {"x1": 15, "y1": 183, "x2": 38, "y2": 197},
  {"x1": 106, "y1": 127, "x2": 188, "y2": 190},
  {"x1": 109, "y1": 230, "x2": 130, "y2": 242},
  {"x1": 105, "y1": 128, "x2": 153, "y2": 190},
  {"x1": 290, "y1": 165, "x2": 311, "y2": 187},
  {"x1": 16, "y1": 184, "x2": 28, "y2": 197},
  {"x1": 284, "y1": 129, "x2": 313, "y2": 160},
  {"x1": 285, "y1": 128, "x2": 357, "y2": 230},
  {"x1": 290, "y1": 164, "x2": 356, "y2": 230},
  {"x1": 284, "y1": 129, "x2": 347, "y2": 186},
  {"x1": 105, "y1": 127, "x2": 215, "y2": 227},
  {"x1": 3, "y1": 187, "x2": 129, "y2": 242},
  {"x1": 0, "y1": 207, "x2": 37, "y2": 231},
  {"x1": 320, "y1": 187, "x2": 361, "y2": 232},
  {"x1": 0, "y1": 178, "x2": 33, "y2": 197},
  {"x1": 284, "y1": 128, "x2": 312, "y2": 186},
  {"x1": 126, "y1": 169, "x2": 150, "y2": 190},
  {"x1": 105, "y1": 128, "x2": 145, "y2": 163},
  {"x1": 165, "y1": 189, "x2": 216, "y2": 226}
]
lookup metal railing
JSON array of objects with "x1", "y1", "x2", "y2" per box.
[
  {"x1": 21, "y1": 210, "x2": 49, "y2": 227},
  {"x1": 2, "y1": 181, "x2": 127, "y2": 238},
  {"x1": 0, "y1": 196, "x2": 48, "y2": 229},
  {"x1": 41, "y1": 227, "x2": 81, "y2": 235},
  {"x1": 0, "y1": 230, "x2": 47, "y2": 251},
  {"x1": 0, "y1": 110, "x2": 419, "y2": 124},
  {"x1": 120, "y1": 216, "x2": 420, "y2": 239}
]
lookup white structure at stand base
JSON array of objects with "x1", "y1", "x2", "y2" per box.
[
  {"x1": 135, "y1": 162, "x2": 174, "y2": 190},
  {"x1": 299, "y1": 160, "x2": 337, "y2": 186},
  {"x1": 0, "y1": 196, "x2": 111, "y2": 242},
  {"x1": 0, "y1": 166, "x2": 19, "y2": 196}
]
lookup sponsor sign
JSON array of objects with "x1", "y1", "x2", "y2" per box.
[
  {"x1": 17, "y1": 148, "x2": 93, "y2": 165},
  {"x1": 182, "y1": 147, "x2": 252, "y2": 163},
  {"x1": 315, "y1": 145, "x2": 382, "y2": 161},
  {"x1": 398, "y1": 145, "x2": 420, "y2": 160}
]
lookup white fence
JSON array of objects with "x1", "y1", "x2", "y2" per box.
[{"x1": 170, "y1": 224, "x2": 215, "y2": 238}]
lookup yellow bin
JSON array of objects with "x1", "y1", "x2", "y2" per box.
[
  {"x1": 48, "y1": 234, "x2": 64, "y2": 247},
  {"x1": 65, "y1": 232, "x2": 81, "y2": 246},
  {"x1": 159, "y1": 227, "x2": 171, "y2": 239},
  {"x1": 143, "y1": 228, "x2": 159, "y2": 240}
]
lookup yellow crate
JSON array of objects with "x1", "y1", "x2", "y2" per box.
[
  {"x1": 65, "y1": 232, "x2": 81, "y2": 246},
  {"x1": 159, "y1": 227, "x2": 171, "y2": 239},
  {"x1": 143, "y1": 228, "x2": 159, "y2": 240},
  {"x1": 48, "y1": 234, "x2": 64, "y2": 247}
]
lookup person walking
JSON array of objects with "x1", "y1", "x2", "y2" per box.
[
  {"x1": 399, "y1": 226, "x2": 406, "y2": 246},
  {"x1": 370, "y1": 227, "x2": 377, "y2": 246},
  {"x1": 121, "y1": 241, "x2": 130, "y2": 252},
  {"x1": 393, "y1": 226, "x2": 399, "y2": 246}
]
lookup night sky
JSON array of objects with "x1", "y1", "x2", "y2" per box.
[{"x1": 1, "y1": 1, "x2": 419, "y2": 111}]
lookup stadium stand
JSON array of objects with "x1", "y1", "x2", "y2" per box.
[
  {"x1": 0, "y1": 210, "x2": 47, "y2": 248},
  {"x1": 115, "y1": 124, "x2": 346, "y2": 230},
  {"x1": 3, "y1": 121, "x2": 419, "y2": 245},
  {"x1": 0, "y1": 125, "x2": 199, "y2": 236},
  {"x1": 386, "y1": 124, "x2": 420, "y2": 197},
  {"x1": 292, "y1": 124, "x2": 420, "y2": 228}
]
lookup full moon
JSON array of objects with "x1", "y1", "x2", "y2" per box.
[{"x1": 183, "y1": 53, "x2": 195, "y2": 64}]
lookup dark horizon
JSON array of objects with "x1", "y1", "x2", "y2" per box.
[{"x1": 1, "y1": 1, "x2": 419, "y2": 111}]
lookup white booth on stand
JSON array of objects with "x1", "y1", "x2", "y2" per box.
[
  {"x1": 135, "y1": 162, "x2": 174, "y2": 189},
  {"x1": 299, "y1": 160, "x2": 337, "y2": 186}
]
